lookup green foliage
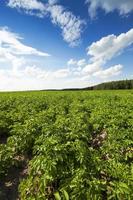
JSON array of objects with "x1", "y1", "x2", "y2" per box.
[
  {"x1": 0, "y1": 90, "x2": 133, "y2": 199},
  {"x1": 85, "y1": 79, "x2": 133, "y2": 90}
]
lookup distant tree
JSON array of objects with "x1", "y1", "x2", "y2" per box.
[{"x1": 86, "y1": 79, "x2": 133, "y2": 90}]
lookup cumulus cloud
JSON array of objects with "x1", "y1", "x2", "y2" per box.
[
  {"x1": 77, "y1": 29, "x2": 133, "y2": 80},
  {"x1": 67, "y1": 58, "x2": 87, "y2": 76},
  {"x1": 0, "y1": 56, "x2": 72, "y2": 91},
  {"x1": 81, "y1": 62, "x2": 123, "y2": 80},
  {"x1": 53, "y1": 68, "x2": 70, "y2": 78},
  {"x1": 0, "y1": 26, "x2": 75, "y2": 91},
  {"x1": 82, "y1": 60, "x2": 101, "y2": 74},
  {"x1": 0, "y1": 26, "x2": 130, "y2": 90},
  {"x1": 77, "y1": 59, "x2": 86, "y2": 67},
  {"x1": 67, "y1": 58, "x2": 86, "y2": 67},
  {"x1": 93, "y1": 64, "x2": 123, "y2": 79},
  {"x1": 87, "y1": 28, "x2": 133, "y2": 63},
  {"x1": 67, "y1": 58, "x2": 77, "y2": 66},
  {"x1": 86, "y1": 0, "x2": 133, "y2": 18},
  {"x1": 7, "y1": 0, "x2": 85, "y2": 46},
  {"x1": 67, "y1": 28, "x2": 133, "y2": 79},
  {"x1": 0, "y1": 62, "x2": 85, "y2": 91}
]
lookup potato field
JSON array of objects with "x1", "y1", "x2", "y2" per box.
[{"x1": 0, "y1": 90, "x2": 133, "y2": 200}]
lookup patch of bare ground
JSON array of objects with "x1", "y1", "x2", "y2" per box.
[
  {"x1": 0, "y1": 155, "x2": 30, "y2": 200},
  {"x1": 91, "y1": 129, "x2": 108, "y2": 149}
]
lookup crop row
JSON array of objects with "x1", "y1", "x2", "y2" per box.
[{"x1": 0, "y1": 90, "x2": 133, "y2": 199}]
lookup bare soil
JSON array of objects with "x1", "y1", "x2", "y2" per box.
[{"x1": 0, "y1": 156, "x2": 29, "y2": 200}]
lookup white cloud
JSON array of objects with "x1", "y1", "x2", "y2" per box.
[
  {"x1": 48, "y1": 4, "x2": 85, "y2": 46},
  {"x1": 0, "y1": 27, "x2": 50, "y2": 57},
  {"x1": 67, "y1": 58, "x2": 86, "y2": 67},
  {"x1": 87, "y1": 28, "x2": 133, "y2": 63},
  {"x1": 0, "y1": 27, "x2": 73, "y2": 91},
  {"x1": 67, "y1": 28, "x2": 133, "y2": 80},
  {"x1": 23, "y1": 65, "x2": 49, "y2": 79},
  {"x1": 7, "y1": 0, "x2": 85, "y2": 46},
  {"x1": 77, "y1": 59, "x2": 86, "y2": 67},
  {"x1": 53, "y1": 68, "x2": 70, "y2": 78},
  {"x1": 0, "y1": 58, "x2": 72, "y2": 91},
  {"x1": 82, "y1": 60, "x2": 101, "y2": 74},
  {"x1": 8, "y1": 0, "x2": 45, "y2": 11},
  {"x1": 67, "y1": 58, "x2": 87, "y2": 76},
  {"x1": 48, "y1": 0, "x2": 59, "y2": 5},
  {"x1": 93, "y1": 64, "x2": 123, "y2": 79},
  {"x1": 0, "y1": 63, "x2": 84, "y2": 91},
  {"x1": 0, "y1": 26, "x2": 130, "y2": 90},
  {"x1": 81, "y1": 29, "x2": 133, "y2": 80},
  {"x1": 67, "y1": 51, "x2": 124, "y2": 80},
  {"x1": 86, "y1": 0, "x2": 133, "y2": 18},
  {"x1": 67, "y1": 59, "x2": 77, "y2": 66}
]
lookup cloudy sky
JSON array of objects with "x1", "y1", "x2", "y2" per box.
[{"x1": 0, "y1": 0, "x2": 133, "y2": 91}]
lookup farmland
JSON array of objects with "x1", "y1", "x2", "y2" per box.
[{"x1": 0, "y1": 90, "x2": 133, "y2": 200}]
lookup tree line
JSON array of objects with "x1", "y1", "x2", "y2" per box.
[{"x1": 85, "y1": 79, "x2": 133, "y2": 90}]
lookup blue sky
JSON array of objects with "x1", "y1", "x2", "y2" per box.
[{"x1": 0, "y1": 0, "x2": 133, "y2": 90}]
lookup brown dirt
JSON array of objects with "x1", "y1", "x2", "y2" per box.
[{"x1": 0, "y1": 156, "x2": 29, "y2": 200}]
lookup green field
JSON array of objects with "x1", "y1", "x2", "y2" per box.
[{"x1": 0, "y1": 90, "x2": 133, "y2": 200}]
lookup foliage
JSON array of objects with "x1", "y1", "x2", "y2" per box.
[
  {"x1": 84, "y1": 79, "x2": 133, "y2": 90},
  {"x1": 0, "y1": 90, "x2": 133, "y2": 199}
]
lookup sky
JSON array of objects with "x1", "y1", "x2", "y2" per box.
[{"x1": 0, "y1": 0, "x2": 133, "y2": 91}]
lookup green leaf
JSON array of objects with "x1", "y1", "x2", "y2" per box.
[
  {"x1": 54, "y1": 192, "x2": 61, "y2": 200},
  {"x1": 63, "y1": 190, "x2": 69, "y2": 200}
]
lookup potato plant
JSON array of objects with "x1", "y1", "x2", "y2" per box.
[{"x1": 0, "y1": 90, "x2": 133, "y2": 199}]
